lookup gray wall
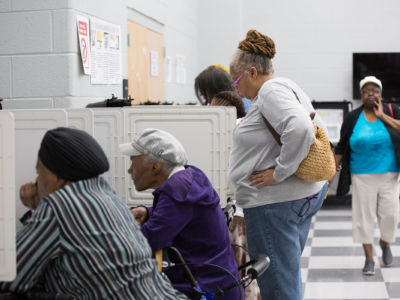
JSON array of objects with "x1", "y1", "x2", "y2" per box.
[
  {"x1": 198, "y1": 0, "x2": 400, "y2": 103},
  {"x1": 1, "y1": 0, "x2": 400, "y2": 108}
]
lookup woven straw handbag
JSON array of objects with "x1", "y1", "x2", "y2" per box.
[
  {"x1": 261, "y1": 90, "x2": 336, "y2": 182},
  {"x1": 262, "y1": 116, "x2": 336, "y2": 182},
  {"x1": 295, "y1": 124, "x2": 336, "y2": 181}
]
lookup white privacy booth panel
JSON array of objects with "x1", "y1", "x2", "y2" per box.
[
  {"x1": 224, "y1": 107, "x2": 237, "y2": 198},
  {"x1": 123, "y1": 106, "x2": 234, "y2": 207},
  {"x1": 11, "y1": 110, "x2": 68, "y2": 230},
  {"x1": 92, "y1": 109, "x2": 126, "y2": 202},
  {"x1": 0, "y1": 112, "x2": 16, "y2": 281},
  {"x1": 225, "y1": 107, "x2": 237, "y2": 154},
  {"x1": 67, "y1": 109, "x2": 94, "y2": 135}
]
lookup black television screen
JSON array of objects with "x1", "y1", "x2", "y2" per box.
[{"x1": 353, "y1": 52, "x2": 400, "y2": 102}]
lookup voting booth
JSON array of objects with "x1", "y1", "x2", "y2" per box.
[
  {"x1": 0, "y1": 106, "x2": 236, "y2": 281},
  {"x1": 0, "y1": 112, "x2": 16, "y2": 282}
]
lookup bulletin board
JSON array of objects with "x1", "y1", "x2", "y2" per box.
[{"x1": 127, "y1": 20, "x2": 164, "y2": 103}]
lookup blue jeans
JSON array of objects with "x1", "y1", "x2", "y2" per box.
[{"x1": 244, "y1": 182, "x2": 328, "y2": 300}]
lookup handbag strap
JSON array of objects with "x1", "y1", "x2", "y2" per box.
[
  {"x1": 262, "y1": 115, "x2": 282, "y2": 146},
  {"x1": 292, "y1": 90, "x2": 315, "y2": 120},
  {"x1": 261, "y1": 88, "x2": 315, "y2": 146},
  {"x1": 389, "y1": 103, "x2": 394, "y2": 118}
]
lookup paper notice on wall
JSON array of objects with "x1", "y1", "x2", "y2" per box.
[
  {"x1": 165, "y1": 56, "x2": 172, "y2": 83},
  {"x1": 176, "y1": 55, "x2": 186, "y2": 84},
  {"x1": 77, "y1": 16, "x2": 91, "y2": 75},
  {"x1": 89, "y1": 17, "x2": 121, "y2": 84},
  {"x1": 315, "y1": 109, "x2": 343, "y2": 143},
  {"x1": 150, "y1": 50, "x2": 159, "y2": 77}
]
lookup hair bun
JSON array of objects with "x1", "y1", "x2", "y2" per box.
[{"x1": 238, "y1": 29, "x2": 276, "y2": 59}]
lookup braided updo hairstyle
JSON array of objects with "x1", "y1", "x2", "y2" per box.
[{"x1": 230, "y1": 29, "x2": 276, "y2": 75}]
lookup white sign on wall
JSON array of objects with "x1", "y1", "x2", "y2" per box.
[
  {"x1": 165, "y1": 56, "x2": 172, "y2": 83},
  {"x1": 176, "y1": 55, "x2": 186, "y2": 84},
  {"x1": 315, "y1": 109, "x2": 343, "y2": 143},
  {"x1": 150, "y1": 50, "x2": 159, "y2": 77},
  {"x1": 77, "y1": 16, "x2": 91, "y2": 75},
  {"x1": 89, "y1": 17, "x2": 122, "y2": 84}
]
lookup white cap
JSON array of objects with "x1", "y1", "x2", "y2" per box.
[
  {"x1": 119, "y1": 128, "x2": 188, "y2": 166},
  {"x1": 360, "y1": 76, "x2": 382, "y2": 90}
]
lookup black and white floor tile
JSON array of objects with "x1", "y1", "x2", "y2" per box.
[{"x1": 302, "y1": 207, "x2": 400, "y2": 300}]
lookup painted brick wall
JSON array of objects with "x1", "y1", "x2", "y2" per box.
[{"x1": 1, "y1": 0, "x2": 199, "y2": 108}]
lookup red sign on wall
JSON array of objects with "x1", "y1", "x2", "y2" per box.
[
  {"x1": 77, "y1": 16, "x2": 91, "y2": 75},
  {"x1": 78, "y1": 21, "x2": 88, "y2": 36}
]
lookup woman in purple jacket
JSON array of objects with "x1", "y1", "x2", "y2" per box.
[{"x1": 119, "y1": 128, "x2": 242, "y2": 300}]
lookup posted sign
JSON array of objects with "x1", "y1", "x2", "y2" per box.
[
  {"x1": 89, "y1": 17, "x2": 121, "y2": 84},
  {"x1": 77, "y1": 16, "x2": 91, "y2": 75}
]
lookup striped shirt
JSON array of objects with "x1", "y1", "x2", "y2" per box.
[{"x1": 0, "y1": 177, "x2": 186, "y2": 300}]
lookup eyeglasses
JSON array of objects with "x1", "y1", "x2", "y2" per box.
[
  {"x1": 361, "y1": 88, "x2": 381, "y2": 95},
  {"x1": 232, "y1": 68, "x2": 251, "y2": 88}
]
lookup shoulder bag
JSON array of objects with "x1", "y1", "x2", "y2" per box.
[{"x1": 262, "y1": 90, "x2": 336, "y2": 182}]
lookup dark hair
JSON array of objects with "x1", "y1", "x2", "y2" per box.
[
  {"x1": 212, "y1": 91, "x2": 246, "y2": 119},
  {"x1": 194, "y1": 65, "x2": 235, "y2": 105}
]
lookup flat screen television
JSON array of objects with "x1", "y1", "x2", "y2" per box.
[{"x1": 353, "y1": 52, "x2": 400, "y2": 102}]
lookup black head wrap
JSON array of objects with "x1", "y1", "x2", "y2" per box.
[{"x1": 38, "y1": 127, "x2": 109, "y2": 181}]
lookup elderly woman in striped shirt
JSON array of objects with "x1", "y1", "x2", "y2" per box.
[{"x1": 0, "y1": 127, "x2": 186, "y2": 300}]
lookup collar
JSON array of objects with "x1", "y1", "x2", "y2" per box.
[{"x1": 168, "y1": 165, "x2": 185, "y2": 178}]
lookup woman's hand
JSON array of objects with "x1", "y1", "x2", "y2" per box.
[
  {"x1": 20, "y1": 182, "x2": 40, "y2": 210},
  {"x1": 334, "y1": 154, "x2": 343, "y2": 172},
  {"x1": 372, "y1": 99, "x2": 400, "y2": 134},
  {"x1": 328, "y1": 175, "x2": 335, "y2": 186},
  {"x1": 249, "y1": 168, "x2": 279, "y2": 189},
  {"x1": 130, "y1": 206, "x2": 148, "y2": 225},
  {"x1": 373, "y1": 98, "x2": 384, "y2": 119}
]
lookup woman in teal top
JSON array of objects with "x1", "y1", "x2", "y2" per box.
[
  {"x1": 335, "y1": 76, "x2": 400, "y2": 276},
  {"x1": 350, "y1": 111, "x2": 399, "y2": 174}
]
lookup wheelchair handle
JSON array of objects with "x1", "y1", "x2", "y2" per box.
[
  {"x1": 247, "y1": 254, "x2": 270, "y2": 279},
  {"x1": 215, "y1": 254, "x2": 270, "y2": 298}
]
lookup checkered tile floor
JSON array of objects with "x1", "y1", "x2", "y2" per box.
[{"x1": 302, "y1": 207, "x2": 400, "y2": 300}]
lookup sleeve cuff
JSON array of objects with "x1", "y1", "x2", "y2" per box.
[
  {"x1": 129, "y1": 205, "x2": 150, "y2": 223},
  {"x1": 19, "y1": 210, "x2": 33, "y2": 225}
]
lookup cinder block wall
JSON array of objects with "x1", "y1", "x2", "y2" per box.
[
  {"x1": 0, "y1": 0, "x2": 200, "y2": 108},
  {"x1": 6, "y1": 0, "x2": 397, "y2": 108}
]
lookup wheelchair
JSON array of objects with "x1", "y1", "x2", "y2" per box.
[{"x1": 160, "y1": 246, "x2": 270, "y2": 300}]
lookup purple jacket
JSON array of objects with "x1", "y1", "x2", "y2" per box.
[{"x1": 141, "y1": 165, "x2": 242, "y2": 299}]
